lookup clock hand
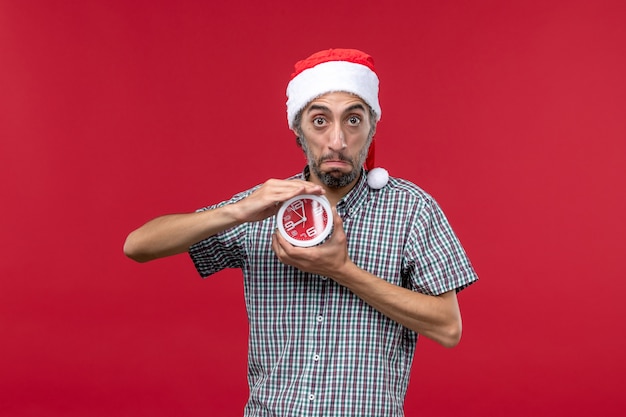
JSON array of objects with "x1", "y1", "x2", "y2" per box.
[{"x1": 291, "y1": 207, "x2": 304, "y2": 220}]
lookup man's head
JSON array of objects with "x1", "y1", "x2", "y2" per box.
[{"x1": 286, "y1": 49, "x2": 382, "y2": 189}]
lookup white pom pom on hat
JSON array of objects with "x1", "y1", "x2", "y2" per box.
[
  {"x1": 286, "y1": 48, "x2": 389, "y2": 189},
  {"x1": 367, "y1": 167, "x2": 389, "y2": 190}
]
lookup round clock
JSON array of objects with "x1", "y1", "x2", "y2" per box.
[{"x1": 276, "y1": 194, "x2": 333, "y2": 247}]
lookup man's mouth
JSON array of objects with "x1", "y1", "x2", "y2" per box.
[{"x1": 320, "y1": 154, "x2": 352, "y2": 166}]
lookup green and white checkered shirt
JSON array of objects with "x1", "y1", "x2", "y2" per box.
[{"x1": 190, "y1": 170, "x2": 478, "y2": 417}]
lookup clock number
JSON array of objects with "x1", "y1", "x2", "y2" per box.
[
  {"x1": 284, "y1": 220, "x2": 295, "y2": 231},
  {"x1": 306, "y1": 226, "x2": 317, "y2": 237},
  {"x1": 312, "y1": 202, "x2": 324, "y2": 217},
  {"x1": 290, "y1": 200, "x2": 304, "y2": 216}
]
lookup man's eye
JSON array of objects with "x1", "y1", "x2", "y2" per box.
[
  {"x1": 313, "y1": 117, "x2": 326, "y2": 126},
  {"x1": 348, "y1": 116, "x2": 361, "y2": 126}
]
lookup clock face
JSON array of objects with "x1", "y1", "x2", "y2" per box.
[{"x1": 276, "y1": 194, "x2": 333, "y2": 247}]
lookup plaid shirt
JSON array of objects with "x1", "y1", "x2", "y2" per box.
[{"x1": 190, "y1": 170, "x2": 478, "y2": 417}]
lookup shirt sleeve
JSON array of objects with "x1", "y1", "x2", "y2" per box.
[
  {"x1": 189, "y1": 221, "x2": 247, "y2": 278},
  {"x1": 403, "y1": 197, "x2": 478, "y2": 296},
  {"x1": 188, "y1": 190, "x2": 253, "y2": 278}
]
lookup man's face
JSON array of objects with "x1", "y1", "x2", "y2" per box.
[{"x1": 296, "y1": 91, "x2": 374, "y2": 189}]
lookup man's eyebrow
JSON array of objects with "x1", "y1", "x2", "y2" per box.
[
  {"x1": 306, "y1": 103, "x2": 367, "y2": 114},
  {"x1": 344, "y1": 103, "x2": 367, "y2": 113},
  {"x1": 306, "y1": 104, "x2": 330, "y2": 114}
]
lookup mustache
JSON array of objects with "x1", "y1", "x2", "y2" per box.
[{"x1": 319, "y1": 153, "x2": 353, "y2": 164}]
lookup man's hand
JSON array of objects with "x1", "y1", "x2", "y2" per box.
[
  {"x1": 272, "y1": 207, "x2": 351, "y2": 279},
  {"x1": 235, "y1": 179, "x2": 324, "y2": 224}
]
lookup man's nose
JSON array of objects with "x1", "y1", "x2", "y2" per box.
[{"x1": 329, "y1": 125, "x2": 347, "y2": 150}]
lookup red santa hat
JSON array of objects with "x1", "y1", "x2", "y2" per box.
[{"x1": 286, "y1": 48, "x2": 389, "y2": 189}]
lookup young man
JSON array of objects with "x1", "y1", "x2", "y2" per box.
[{"x1": 124, "y1": 48, "x2": 478, "y2": 416}]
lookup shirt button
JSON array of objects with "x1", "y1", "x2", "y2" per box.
[
  {"x1": 313, "y1": 354, "x2": 320, "y2": 361},
  {"x1": 308, "y1": 394, "x2": 315, "y2": 401},
  {"x1": 316, "y1": 315, "x2": 323, "y2": 323}
]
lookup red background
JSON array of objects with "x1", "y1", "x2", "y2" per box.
[{"x1": 2, "y1": 1, "x2": 625, "y2": 416}]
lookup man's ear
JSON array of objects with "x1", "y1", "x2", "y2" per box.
[{"x1": 294, "y1": 135, "x2": 303, "y2": 149}]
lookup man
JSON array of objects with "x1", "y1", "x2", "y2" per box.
[{"x1": 124, "y1": 48, "x2": 478, "y2": 416}]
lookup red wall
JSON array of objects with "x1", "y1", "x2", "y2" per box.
[{"x1": 2, "y1": 1, "x2": 625, "y2": 416}]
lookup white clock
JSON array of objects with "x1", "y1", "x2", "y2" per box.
[{"x1": 276, "y1": 194, "x2": 333, "y2": 247}]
